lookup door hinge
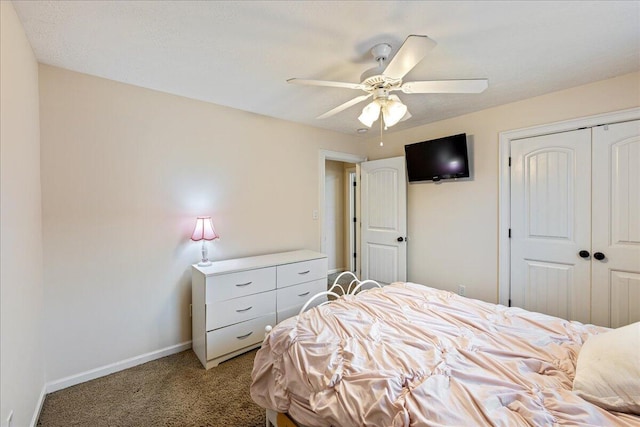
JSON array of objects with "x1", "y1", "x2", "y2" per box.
[
  {"x1": 353, "y1": 252, "x2": 357, "y2": 259},
  {"x1": 353, "y1": 180, "x2": 357, "y2": 187},
  {"x1": 508, "y1": 157, "x2": 511, "y2": 167},
  {"x1": 508, "y1": 228, "x2": 511, "y2": 238},
  {"x1": 353, "y1": 217, "x2": 357, "y2": 223},
  {"x1": 508, "y1": 299, "x2": 512, "y2": 307}
]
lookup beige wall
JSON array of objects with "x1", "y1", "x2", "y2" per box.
[
  {"x1": 38, "y1": 65, "x2": 365, "y2": 381},
  {"x1": 0, "y1": 1, "x2": 45, "y2": 425},
  {"x1": 364, "y1": 72, "x2": 640, "y2": 303}
]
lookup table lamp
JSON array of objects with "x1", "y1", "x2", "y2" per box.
[{"x1": 191, "y1": 216, "x2": 219, "y2": 266}]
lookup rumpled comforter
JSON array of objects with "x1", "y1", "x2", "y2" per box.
[{"x1": 251, "y1": 282, "x2": 640, "y2": 426}]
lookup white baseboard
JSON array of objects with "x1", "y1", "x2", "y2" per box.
[
  {"x1": 29, "y1": 384, "x2": 47, "y2": 427},
  {"x1": 45, "y1": 341, "x2": 192, "y2": 394},
  {"x1": 328, "y1": 268, "x2": 346, "y2": 275}
]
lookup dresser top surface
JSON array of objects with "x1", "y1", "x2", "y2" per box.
[{"x1": 192, "y1": 249, "x2": 326, "y2": 276}]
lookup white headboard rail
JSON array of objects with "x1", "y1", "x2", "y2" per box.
[
  {"x1": 298, "y1": 291, "x2": 342, "y2": 314},
  {"x1": 302, "y1": 271, "x2": 382, "y2": 314},
  {"x1": 349, "y1": 279, "x2": 383, "y2": 295},
  {"x1": 263, "y1": 272, "x2": 382, "y2": 337}
]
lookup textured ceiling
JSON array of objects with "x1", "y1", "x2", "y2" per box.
[{"x1": 12, "y1": 1, "x2": 640, "y2": 136}]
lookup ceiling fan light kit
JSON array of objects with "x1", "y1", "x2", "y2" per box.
[
  {"x1": 288, "y1": 34, "x2": 488, "y2": 132},
  {"x1": 382, "y1": 95, "x2": 408, "y2": 127},
  {"x1": 358, "y1": 101, "x2": 380, "y2": 127}
]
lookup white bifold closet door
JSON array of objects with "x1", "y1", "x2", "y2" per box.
[
  {"x1": 510, "y1": 129, "x2": 592, "y2": 324},
  {"x1": 591, "y1": 121, "x2": 640, "y2": 327},
  {"x1": 510, "y1": 120, "x2": 640, "y2": 327}
]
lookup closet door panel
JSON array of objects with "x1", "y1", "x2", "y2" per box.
[
  {"x1": 591, "y1": 120, "x2": 640, "y2": 327},
  {"x1": 610, "y1": 271, "x2": 640, "y2": 328},
  {"x1": 510, "y1": 129, "x2": 591, "y2": 323}
]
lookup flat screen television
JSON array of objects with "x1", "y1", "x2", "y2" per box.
[{"x1": 404, "y1": 133, "x2": 470, "y2": 182}]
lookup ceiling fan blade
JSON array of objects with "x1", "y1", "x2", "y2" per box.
[
  {"x1": 400, "y1": 111, "x2": 412, "y2": 122},
  {"x1": 401, "y1": 79, "x2": 489, "y2": 94},
  {"x1": 287, "y1": 78, "x2": 365, "y2": 91},
  {"x1": 383, "y1": 35, "x2": 437, "y2": 80},
  {"x1": 317, "y1": 94, "x2": 372, "y2": 119}
]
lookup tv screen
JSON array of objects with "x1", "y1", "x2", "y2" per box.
[{"x1": 404, "y1": 133, "x2": 470, "y2": 182}]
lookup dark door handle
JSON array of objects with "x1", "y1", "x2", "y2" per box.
[
  {"x1": 397, "y1": 237, "x2": 404, "y2": 242},
  {"x1": 594, "y1": 252, "x2": 606, "y2": 261},
  {"x1": 578, "y1": 250, "x2": 590, "y2": 258}
]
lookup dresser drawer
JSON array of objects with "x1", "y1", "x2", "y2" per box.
[
  {"x1": 276, "y1": 278, "x2": 327, "y2": 322},
  {"x1": 276, "y1": 257, "x2": 327, "y2": 289},
  {"x1": 206, "y1": 313, "x2": 275, "y2": 360},
  {"x1": 207, "y1": 290, "x2": 275, "y2": 331},
  {"x1": 277, "y1": 277, "x2": 326, "y2": 311},
  {"x1": 206, "y1": 267, "x2": 276, "y2": 303},
  {"x1": 277, "y1": 294, "x2": 327, "y2": 322}
]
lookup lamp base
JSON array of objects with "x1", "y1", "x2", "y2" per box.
[{"x1": 198, "y1": 241, "x2": 212, "y2": 266}]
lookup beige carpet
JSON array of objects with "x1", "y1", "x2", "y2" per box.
[
  {"x1": 37, "y1": 349, "x2": 265, "y2": 427},
  {"x1": 38, "y1": 274, "x2": 347, "y2": 426}
]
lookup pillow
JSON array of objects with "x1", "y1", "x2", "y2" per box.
[{"x1": 573, "y1": 322, "x2": 640, "y2": 414}]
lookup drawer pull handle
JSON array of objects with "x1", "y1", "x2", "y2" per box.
[
  {"x1": 298, "y1": 291, "x2": 310, "y2": 297},
  {"x1": 235, "y1": 281, "x2": 253, "y2": 287},
  {"x1": 236, "y1": 306, "x2": 253, "y2": 313},
  {"x1": 298, "y1": 270, "x2": 310, "y2": 275},
  {"x1": 236, "y1": 332, "x2": 253, "y2": 340}
]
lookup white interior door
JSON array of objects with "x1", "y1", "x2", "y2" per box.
[
  {"x1": 591, "y1": 120, "x2": 640, "y2": 327},
  {"x1": 510, "y1": 129, "x2": 592, "y2": 323},
  {"x1": 360, "y1": 156, "x2": 407, "y2": 284}
]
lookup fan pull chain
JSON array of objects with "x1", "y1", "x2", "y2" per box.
[{"x1": 379, "y1": 117, "x2": 384, "y2": 147}]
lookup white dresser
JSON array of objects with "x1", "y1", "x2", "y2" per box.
[{"x1": 192, "y1": 249, "x2": 328, "y2": 369}]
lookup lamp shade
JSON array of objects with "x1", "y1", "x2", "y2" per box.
[
  {"x1": 358, "y1": 101, "x2": 381, "y2": 127},
  {"x1": 382, "y1": 95, "x2": 408, "y2": 128},
  {"x1": 190, "y1": 216, "x2": 219, "y2": 241}
]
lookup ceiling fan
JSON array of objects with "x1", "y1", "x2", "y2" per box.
[{"x1": 288, "y1": 35, "x2": 488, "y2": 129}]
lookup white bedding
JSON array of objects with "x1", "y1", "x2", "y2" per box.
[{"x1": 251, "y1": 282, "x2": 640, "y2": 426}]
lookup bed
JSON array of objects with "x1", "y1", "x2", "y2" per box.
[{"x1": 250, "y1": 274, "x2": 640, "y2": 426}]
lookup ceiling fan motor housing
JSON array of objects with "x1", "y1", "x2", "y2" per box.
[
  {"x1": 371, "y1": 43, "x2": 392, "y2": 62},
  {"x1": 360, "y1": 43, "x2": 402, "y2": 89},
  {"x1": 373, "y1": 88, "x2": 390, "y2": 103},
  {"x1": 360, "y1": 71, "x2": 402, "y2": 90}
]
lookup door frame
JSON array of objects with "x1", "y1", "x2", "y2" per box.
[
  {"x1": 346, "y1": 167, "x2": 357, "y2": 272},
  {"x1": 498, "y1": 107, "x2": 640, "y2": 307},
  {"x1": 319, "y1": 150, "x2": 367, "y2": 274}
]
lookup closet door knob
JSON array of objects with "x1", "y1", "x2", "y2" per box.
[
  {"x1": 397, "y1": 237, "x2": 404, "y2": 242},
  {"x1": 578, "y1": 250, "x2": 590, "y2": 258},
  {"x1": 593, "y1": 252, "x2": 606, "y2": 261}
]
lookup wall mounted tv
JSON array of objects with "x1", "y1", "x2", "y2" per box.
[{"x1": 404, "y1": 133, "x2": 470, "y2": 182}]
